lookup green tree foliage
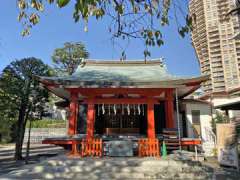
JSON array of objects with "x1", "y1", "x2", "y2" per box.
[
  {"x1": 52, "y1": 42, "x2": 89, "y2": 75},
  {"x1": 17, "y1": 0, "x2": 192, "y2": 57},
  {"x1": 0, "y1": 89, "x2": 17, "y2": 143},
  {"x1": 0, "y1": 78, "x2": 18, "y2": 141},
  {"x1": 0, "y1": 58, "x2": 52, "y2": 160}
]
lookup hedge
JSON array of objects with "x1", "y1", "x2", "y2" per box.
[{"x1": 26, "y1": 119, "x2": 66, "y2": 128}]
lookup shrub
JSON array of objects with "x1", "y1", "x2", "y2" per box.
[{"x1": 26, "y1": 119, "x2": 66, "y2": 128}]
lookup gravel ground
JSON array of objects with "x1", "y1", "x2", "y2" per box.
[
  {"x1": 0, "y1": 144, "x2": 65, "y2": 175},
  {"x1": 0, "y1": 144, "x2": 239, "y2": 180}
]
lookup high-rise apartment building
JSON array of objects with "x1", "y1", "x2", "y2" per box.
[{"x1": 189, "y1": 0, "x2": 240, "y2": 95}]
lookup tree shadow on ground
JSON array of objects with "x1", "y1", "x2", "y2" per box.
[
  {"x1": 0, "y1": 144, "x2": 65, "y2": 175},
  {"x1": 0, "y1": 156, "x2": 217, "y2": 180},
  {"x1": 1, "y1": 145, "x2": 240, "y2": 179}
]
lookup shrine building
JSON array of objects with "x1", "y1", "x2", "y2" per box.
[{"x1": 36, "y1": 59, "x2": 211, "y2": 157}]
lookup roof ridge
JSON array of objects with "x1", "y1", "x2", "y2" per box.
[{"x1": 82, "y1": 58, "x2": 164, "y2": 66}]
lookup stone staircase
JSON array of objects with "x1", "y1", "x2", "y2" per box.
[
  {"x1": 2, "y1": 156, "x2": 214, "y2": 179},
  {"x1": 202, "y1": 142, "x2": 216, "y2": 157}
]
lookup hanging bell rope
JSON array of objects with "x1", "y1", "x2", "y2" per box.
[
  {"x1": 133, "y1": 104, "x2": 136, "y2": 115},
  {"x1": 108, "y1": 104, "x2": 111, "y2": 115},
  {"x1": 122, "y1": 104, "x2": 124, "y2": 115},
  {"x1": 142, "y1": 104, "x2": 144, "y2": 116},
  {"x1": 97, "y1": 104, "x2": 100, "y2": 116}
]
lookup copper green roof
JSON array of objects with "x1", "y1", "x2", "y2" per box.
[
  {"x1": 37, "y1": 59, "x2": 208, "y2": 88},
  {"x1": 36, "y1": 59, "x2": 209, "y2": 99}
]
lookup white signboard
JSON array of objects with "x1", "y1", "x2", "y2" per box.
[{"x1": 218, "y1": 145, "x2": 239, "y2": 169}]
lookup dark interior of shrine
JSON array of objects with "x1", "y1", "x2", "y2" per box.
[{"x1": 77, "y1": 101, "x2": 167, "y2": 135}]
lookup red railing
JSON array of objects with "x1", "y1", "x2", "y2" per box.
[
  {"x1": 81, "y1": 138, "x2": 103, "y2": 157},
  {"x1": 138, "y1": 138, "x2": 160, "y2": 157}
]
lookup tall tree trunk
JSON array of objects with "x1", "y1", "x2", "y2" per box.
[
  {"x1": 14, "y1": 79, "x2": 31, "y2": 160},
  {"x1": 15, "y1": 104, "x2": 26, "y2": 160},
  {"x1": 25, "y1": 117, "x2": 32, "y2": 164}
]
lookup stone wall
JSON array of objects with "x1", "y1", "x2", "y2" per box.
[{"x1": 23, "y1": 128, "x2": 67, "y2": 143}]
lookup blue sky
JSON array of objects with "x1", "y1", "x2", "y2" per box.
[{"x1": 0, "y1": 1, "x2": 200, "y2": 76}]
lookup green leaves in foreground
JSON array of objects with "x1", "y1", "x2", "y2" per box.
[
  {"x1": 57, "y1": 0, "x2": 70, "y2": 8},
  {"x1": 16, "y1": 0, "x2": 192, "y2": 57}
]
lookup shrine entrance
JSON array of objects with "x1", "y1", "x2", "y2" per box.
[
  {"x1": 77, "y1": 102, "x2": 167, "y2": 136},
  {"x1": 95, "y1": 104, "x2": 147, "y2": 135}
]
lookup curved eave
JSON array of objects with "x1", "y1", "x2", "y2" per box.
[
  {"x1": 35, "y1": 75, "x2": 209, "y2": 100},
  {"x1": 36, "y1": 75, "x2": 208, "y2": 87}
]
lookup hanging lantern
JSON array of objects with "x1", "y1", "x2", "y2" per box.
[{"x1": 102, "y1": 104, "x2": 105, "y2": 115}]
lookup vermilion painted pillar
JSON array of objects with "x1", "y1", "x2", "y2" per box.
[
  {"x1": 87, "y1": 101, "x2": 95, "y2": 139},
  {"x1": 147, "y1": 102, "x2": 156, "y2": 138},
  {"x1": 68, "y1": 92, "x2": 78, "y2": 136},
  {"x1": 165, "y1": 89, "x2": 175, "y2": 128}
]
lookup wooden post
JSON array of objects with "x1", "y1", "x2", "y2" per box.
[
  {"x1": 147, "y1": 102, "x2": 155, "y2": 138},
  {"x1": 68, "y1": 92, "x2": 78, "y2": 136},
  {"x1": 67, "y1": 92, "x2": 79, "y2": 156},
  {"x1": 87, "y1": 101, "x2": 95, "y2": 139},
  {"x1": 165, "y1": 89, "x2": 174, "y2": 128}
]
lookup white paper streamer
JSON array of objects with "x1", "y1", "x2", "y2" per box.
[
  {"x1": 127, "y1": 104, "x2": 130, "y2": 115},
  {"x1": 102, "y1": 104, "x2": 105, "y2": 114},
  {"x1": 114, "y1": 104, "x2": 117, "y2": 115},
  {"x1": 138, "y1": 104, "x2": 141, "y2": 115}
]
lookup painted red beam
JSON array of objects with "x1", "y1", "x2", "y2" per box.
[
  {"x1": 42, "y1": 139, "x2": 73, "y2": 145},
  {"x1": 82, "y1": 98, "x2": 161, "y2": 104},
  {"x1": 181, "y1": 139, "x2": 201, "y2": 146},
  {"x1": 66, "y1": 88, "x2": 168, "y2": 97}
]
